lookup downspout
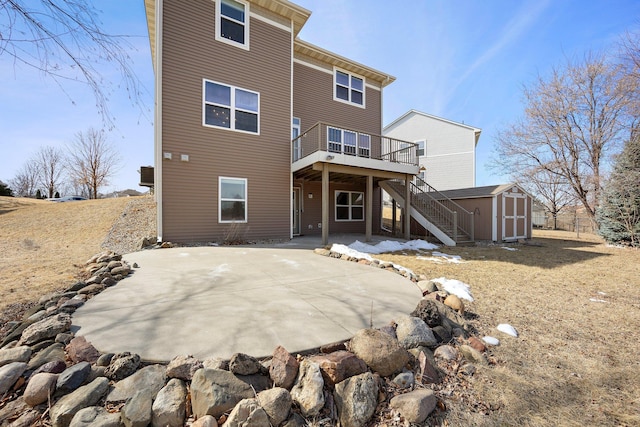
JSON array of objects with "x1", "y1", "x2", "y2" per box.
[{"x1": 154, "y1": 0, "x2": 163, "y2": 242}]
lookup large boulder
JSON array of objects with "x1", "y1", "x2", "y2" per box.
[
  {"x1": 395, "y1": 316, "x2": 438, "y2": 349},
  {"x1": 257, "y1": 387, "x2": 292, "y2": 427},
  {"x1": 333, "y1": 372, "x2": 378, "y2": 427},
  {"x1": 122, "y1": 390, "x2": 152, "y2": 427},
  {"x1": 50, "y1": 377, "x2": 110, "y2": 427},
  {"x1": 151, "y1": 378, "x2": 187, "y2": 427},
  {"x1": 389, "y1": 389, "x2": 437, "y2": 423},
  {"x1": 348, "y1": 329, "x2": 410, "y2": 376},
  {"x1": 24, "y1": 372, "x2": 58, "y2": 406},
  {"x1": 18, "y1": 313, "x2": 72, "y2": 346},
  {"x1": 269, "y1": 346, "x2": 299, "y2": 390},
  {"x1": 290, "y1": 360, "x2": 325, "y2": 417},
  {"x1": 107, "y1": 364, "x2": 166, "y2": 403},
  {"x1": 190, "y1": 368, "x2": 254, "y2": 418}
]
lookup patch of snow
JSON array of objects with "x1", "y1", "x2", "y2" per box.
[
  {"x1": 483, "y1": 336, "x2": 500, "y2": 346},
  {"x1": 597, "y1": 291, "x2": 606, "y2": 296},
  {"x1": 417, "y1": 252, "x2": 464, "y2": 264},
  {"x1": 501, "y1": 246, "x2": 518, "y2": 251},
  {"x1": 430, "y1": 277, "x2": 474, "y2": 302},
  {"x1": 347, "y1": 239, "x2": 438, "y2": 254},
  {"x1": 330, "y1": 243, "x2": 415, "y2": 276},
  {"x1": 497, "y1": 323, "x2": 518, "y2": 337},
  {"x1": 589, "y1": 298, "x2": 608, "y2": 303}
]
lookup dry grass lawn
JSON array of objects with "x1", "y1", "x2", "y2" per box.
[
  {"x1": 0, "y1": 196, "x2": 132, "y2": 310},
  {"x1": 376, "y1": 231, "x2": 640, "y2": 426},
  {"x1": 1, "y1": 197, "x2": 638, "y2": 426}
]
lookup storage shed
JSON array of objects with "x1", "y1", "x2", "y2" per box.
[{"x1": 435, "y1": 183, "x2": 533, "y2": 242}]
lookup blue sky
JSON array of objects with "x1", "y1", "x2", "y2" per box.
[{"x1": 1, "y1": 0, "x2": 639, "y2": 192}]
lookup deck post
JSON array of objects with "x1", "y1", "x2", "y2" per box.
[
  {"x1": 365, "y1": 175, "x2": 373, "y2": 242},
  {"x1": 404, "y1": 174, "x2": 411, "y2": 240},
  {"x1": 322, "y1": 163, "x2": 329, "y2": 246}
]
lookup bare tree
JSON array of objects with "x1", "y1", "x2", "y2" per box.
[
  {"x1": 0, "y1": 1, "x2": 147, "y2": 128},
  {"x1": 66, "y1": 128, "x2": 121, "y2": 199},
  {"x1": 491, "y1": 53, "x2": 634, "y2": 225},
  {"x1": 33, "y1": 146, "x2": 65, "y2": 199},
  {"x1": 9, "y1": 161, "x2": 39, "y2": 197},
  {"x1": 516, "y1": 167, "x2": 576, "y2": 230}
]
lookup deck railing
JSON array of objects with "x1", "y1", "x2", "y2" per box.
[{"x1": 292, "y1": 122, "x2": 418, "y2": 167}]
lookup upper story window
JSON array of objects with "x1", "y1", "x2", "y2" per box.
[
  {"x1": 216, "y1": 0, "x2": 249, "y2": 50},
  {"x1": 203, "y1": 79, "x2": 259, "y2": 134},
  {"x1": 334, "y1": 69, "x2": 365, "y2": 107},
  {"x1": 416, "y1": 140, "x2": 426, "y2": 157}
]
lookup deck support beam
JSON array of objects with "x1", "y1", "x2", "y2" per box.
[
  {"x1": 404, "y1": 174, "x2": 411, "y2": 240},
  {"x1": 365, "y1": 175, "x2": 373, "y2": 242},
  {"x1": 322, "y1": 163, "x2": 329, "y2": 246}
]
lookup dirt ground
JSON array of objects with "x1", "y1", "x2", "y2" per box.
[
  {"x1": 0, "y1": 196, "x2": 133, "y2": 310},
  {"x1": 1, "y1": 197, "x2": 638, "y2": 426},
  {"x1": 376, "y1": 231, "x2": 640, "y2": 426}
]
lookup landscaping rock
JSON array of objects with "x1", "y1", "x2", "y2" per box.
[
  {"x1": 229, "y1": 352, "x2": 262, "y2": 375},
  {"x1": 468, "y1": 336, "x2": 486, "y2": 352},
  {"x1": 257, "y1": 387, "x2": 292, "y2": 427},
  {"x1": 434, "y1": 345, "x2": 458, "y2": 361},
  {"x1": 459, "y1": 344, "x2": 487, "y2": 365},
  {"x1": 6, "y1": 408, "x2": 41, "y2": 427},
  {"x1": 32, "y1": 359, "x2": 67, "y2": 375},
  {"x1": 24, "y1": 372, "x2": 58, "y2": 406},
  {"x1": 310, "y1": 350, "x2": 368, "y2": 386},
  {"x1": 0, "y1": 399, "x2": 29, "y2": 425},
  {"x1": 281, "y1": 413, "x2": 306, "y2": 427},
  {"x1": 122, "y1": 389, "x2": 152, "y2": 427},
  {"x1": 18, "y1": 313, "x2": 72, "y2": 346},
  {"x1": 236, "y1": 372, "x2": 272, "y2": 393},
  {"x1": 66, "y1": 336, "x2": 100, "y2": 364},
  {"x1": 96, "y1": 353, "x2": 114, "y2": 367},
  {"x1": 191, "y1": 415, "x2": 218, "y2": 427},
  {"x1": 0, "y1": 362, "x2": 27, "y2": 394},
  {"x1": 223, "y1": 398, "x2": 270, "y2": 427},
  {"x1": 333, "y1": 372, "x2": 378, "y2": 427},
  {"x1": 27, "y1": 343, "x2": 65, "y2": 370},
  {"x1": 56, "y1": 361, "x2": 91, "y2": 394},
  {"x1": 166, "y1": 354, "x2": 203, "y2": 381},
  {"x1": 50, "y1": 377, "x2": 109, "y2": 427},
  {"x1": 107, "y1": 364, "x2": 166, "y2": 403},
  {"x1": 349, "y1": 328, "x2": 410, "y2": 376},
  {"x1": 0, "y1": 346, "x2": 31, "y2": 367},
  {"x1": 395, "y1": 315, "x2": 438, "y2": 348},
  {"x1": 104, "y1": 352, "x2": 141, "y2": 381},
  {"x1": 392, "y1": 371, "x2": 414, "y2": 389},
  {"x1": 389, "y1": 389, "x2": 437, "y2": 423},
  {"x1": 202, "y1": 357, "x2": 227, "y2": 370},
  {"x1": 444, "y1": 294, "x2": 465, "y2": 314},
  {"x1": 432, "y1": 325, "x2": 452, "y2": 343},
  {"x1": 291, "y1": 360, "x2": 325, "y2": 417},
  {"x1": 151, "y1": 378, "x2": 187, "y2": 427},
  {"x1": 269, "y1": 346, "x2": 299, "y2": 390},
  {"x1": 69, "y1": 406, "x2": 121, "y2": 427},
  {"x1": 410, "y1": 299, "x2": 442, "y2": 327},
  {"x1": 190, "y1": 368, "x2": 254, "y2": 418}
]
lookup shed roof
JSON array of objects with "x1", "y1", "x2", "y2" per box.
[{"x1": 436, "y1": 184, "x2": 521, "y2": 200}]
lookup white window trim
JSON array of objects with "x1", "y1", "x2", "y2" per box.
[
  {"x1": 415, "y1": 139, "x2": 426, "y2": 157},
  {"x1": 335, "y1": 190, "x2": 365, "y2": 222},
  {"x1": 215, "y1": 0, "x2": 250, "y2": 51},
  {"x1": 203, "y1": 79, "x2": 260, "y2": 135},
  {"x1": 333, "y1": 67, "x2": 366, "y2": 109},
  {"x1": 219, "y1": 177, "x2": 248, "y2": 223}
]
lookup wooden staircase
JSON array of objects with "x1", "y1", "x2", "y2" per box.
[{"x1": 380, "y1": 177, "x2": 474, "y2": 246}]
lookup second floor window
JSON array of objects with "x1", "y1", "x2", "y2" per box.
[
  {"x1": 335, "y1": 70, "x2": 364, "y2": 107},
  {"x1": 216, "y1": 0, "x2": 249, "y2": 49},
  {"x1": 204, "y1": 80, "x2": 259, "y2": 134},
  {"x1": 416, "y1": 140, "x2": 426, "y2": 157}
]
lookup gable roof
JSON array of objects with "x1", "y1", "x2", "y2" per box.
[
  {"x1": 144, "y1": 0, "x2": 312, "y2": 65},
  {"x1": 384, "y1": 109, "x2": 482, "y2": 145},
  {"x1": 436, "y1": 183, "x2": 524, "y2": 200},
  {"x1": 294, "y1": 39, "x2": 395, "y2": 87}
]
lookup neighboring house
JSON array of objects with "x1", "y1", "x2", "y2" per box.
[
  {"x1": 382, "y1": 110, "x2": 481, "y2": 191},
  {"x1": 144, "y1": 0, "x2": 419, "y2": 245}
]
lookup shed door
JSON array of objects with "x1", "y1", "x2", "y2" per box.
[{"x1": 503, "y1": 192, "x2": 527, "y2": 240}]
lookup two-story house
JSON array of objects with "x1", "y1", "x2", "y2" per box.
[
  {"x1": 144, "y1": 0, "x2": 419, "y2": 246},
  {"x1": 382, "y1": 110, "x2": 482, "y2": 191}
]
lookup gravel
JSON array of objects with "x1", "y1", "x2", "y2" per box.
[{"x1": 101, "y1": 197, "x2": 157, "y2": 255}]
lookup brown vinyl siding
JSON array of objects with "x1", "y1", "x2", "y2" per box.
[
  {"x1": 161, "y1": 0, "x2": 292, "y2": 242},
  {"x1": 293, "y1": 60, "x2": 382, "y2": 136}
]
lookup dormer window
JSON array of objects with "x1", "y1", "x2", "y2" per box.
[
  {"x1": 334, "y1": 69, "x2": 365, "y2": 107},
  {"x1": 216, "y1": 0, "x2": 249, "y2": 50}
]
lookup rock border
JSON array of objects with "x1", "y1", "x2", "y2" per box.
[{"x1": 0, "y1": 247, "x2": 497, "y2": 426}]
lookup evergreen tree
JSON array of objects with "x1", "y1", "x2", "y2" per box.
[
  {"x1": 35, "y1": 189, "x2": 43, "y2": 199},
  {"x1": 597, "y1": 133, "x2": 640, "y2": 246},
  {"x1": 0, "y1": 180, "x2": 13, "y2": 196}
]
